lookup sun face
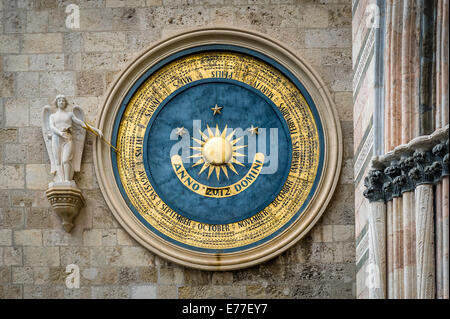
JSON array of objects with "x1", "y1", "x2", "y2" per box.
[{"x1": 190, "y1": 124, "x2": 246, "y2": 180}]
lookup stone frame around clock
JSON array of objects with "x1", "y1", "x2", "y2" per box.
[{"x1": 94, "y1": 27, "x2": 343, "y2": 271}]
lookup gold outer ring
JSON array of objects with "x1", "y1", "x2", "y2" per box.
[{"x1": 93, "y1": 27, "x2": 343, "y2": 270}]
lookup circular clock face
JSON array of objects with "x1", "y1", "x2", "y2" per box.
[
  {"x1": 96, "y1": 29, "x2": 341, "y2": 270},
  {"x1": 113, "y1": 46, "x2": 323, "y2": 251}
]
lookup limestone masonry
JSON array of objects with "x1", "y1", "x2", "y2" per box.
[{"x1": 2, "y1": 0, "x2": 354, "y2": 299}]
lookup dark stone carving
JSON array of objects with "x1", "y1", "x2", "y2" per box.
[
  {"x1": 408, "y1": 150, "x2": 433, "y2": 186},
  {"x1": 445, "y1": 139, "x2": 449, "y2": 176},
  {"x1": 362, "y1": 131, "x2": 449, "y2": 203},
  {"x1": 432, "y1": 142, "x2": 445, "y2": 157},
  {"x1": 413, "y1": 150, "x2": 427, "y2": 165},
  {"x1": 424, "y1": 161, "x2": 442, "y2": 183},
  {"x1": 399, "y1": 156, "x2": 415, "y2": 193},
  {"x1": 393, "y1": 175, "x2": 407, "y2": 196},
  {"x1": 444, "y1": 153, "x2": 449, "y2": 177},
  {"x1": 383, "y1": 181, "x2": 393, "y2": 202},
  {"x1": 363, "y1": 169, "x2": 384, "y2": 202},
  {"x1": 384, "y1": 162, "x2": 402, "y2": 198},
  {"x1": 432, "y1": 139, "x2": 449, "y2": 177},
  {"x1": 408, "y1": 166, "x2": 421, "y2": 184},
  {"x1": 384, "y1": 163, "x2": 401, "y2": 178}
]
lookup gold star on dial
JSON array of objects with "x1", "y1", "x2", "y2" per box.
[
  {"x1": 211, "y1": 104, "x2": 223, "y2": 116},
  {"x1": 248, "y1": 125, "x2": 259, "y2": 136},
  {"x1": 175, "y1": 127, "x2": 186, "y2": 137}
]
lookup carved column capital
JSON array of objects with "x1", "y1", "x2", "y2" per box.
[
  {"x1": 363, "y1": 169, "x2": 385, "y2": 202},
  {"x1": 432, "y1": 139, "x2": 449, "y2": 177},
  {"x1": 362, "y1": 127, "x2": 449, "y2": 203},
  {"x1": 413, "y1": 149, "x2": 427, "y2": 166},
  {"x1": 425, "y1": 161, "x2": 442, "y2": 184},
  {"x1": 409, "y1": 149, "x2": 434, "y2": 186},
  {"x1": 384, "y1": 162, "x2": 402, "y2": 198},
  {"x1": 382, "y1": 180, "x2": 393, "y2": 202},
  {"x1": 399, "y1": 156, "x2": 415, "y2": 193}
]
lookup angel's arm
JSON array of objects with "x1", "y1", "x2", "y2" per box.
[{"x1": 71, "y1": 112, "x2": 103, "y2": 138}]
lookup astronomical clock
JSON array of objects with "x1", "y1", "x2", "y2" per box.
[{"x1": 94, "y1": 28, "x2": 342, "y2": 270}]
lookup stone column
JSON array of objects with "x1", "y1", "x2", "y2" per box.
[
  {"x1": 383, "y1": 169, "x2": 395, "y2": 298},
  {"x1": 399, "y1": 156, "x2": 416, "y2": 298},
  {"x1": 393, "y1": 197, "x2": 404, "y2": 298},
  {"x1": 363, "y1": 169, "x2": 387, "y2": 298},
  {"x1": 400, "y1": 0, "x2": 419, "y2": 142},
  {"x1": 414, "y1": 184, "x2": 435, "y2": 298},
  {"x1": 368, "y1": 201, "x2": 387, "y2": 298},
  {"x1": 402, "y1": 191, "x2": 415, "y2": 298},
  {"x1": 385, "y1": 162, "x2": 403, "y2": 298},
  {"x1": 387, "y1": 200, "x2": 394, "y2": 298},
  {"x1": 442, "y1": 176, "x2": 449, "y2": 298},
  {"x1": 435, "y1": 140, "x2": 449, "y2": 298},
  {"x1": 432, "y1": 140, "x2": 449, "y2": 298},
  {"x1": 409, "y1": 149, "x2": 437, "y2": 298},
  {"x1": 435, "y1": 0, "x2": 449, "y2": 128},
  {"x1": 435, "y1": 182, "x2": 444, "y2": 298}
]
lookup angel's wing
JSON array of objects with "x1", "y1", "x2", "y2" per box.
[
  {"x1": 72, "y1": 106, "x2": 86, "y2": 173},
  {"x1": 42, "y1": 105, "x2": 57, "y2": 174}
]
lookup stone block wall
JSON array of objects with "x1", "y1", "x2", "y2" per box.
[{"x1": 0, "y1": 0, "x2": 354, "y2": 299}]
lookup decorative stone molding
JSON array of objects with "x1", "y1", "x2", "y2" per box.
[
  {"x1": 363, "y1": 125, "x2": 449, "y2": 202},
  {"x1": 46, "y1": 187, "x2": 85, "y2": 232}
]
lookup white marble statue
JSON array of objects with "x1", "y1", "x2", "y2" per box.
[{"x1": 42, "y1": 95, "x2": 103, "y2": 187}]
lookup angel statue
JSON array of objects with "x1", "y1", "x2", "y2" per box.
[{"x1": 42, "y1": 94, "x2": 103, "y2": 187}]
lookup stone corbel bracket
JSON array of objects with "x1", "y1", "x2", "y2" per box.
[
  {"x1": 364, "y1": 125, "x2": 449, "y2": 202},
  {"x1": 46, "y1": 187, "x2": 85, "y2": 232}
]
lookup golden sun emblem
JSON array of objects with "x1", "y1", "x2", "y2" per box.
[{"x1": 190, "y1": 124, "x2": 246, "y2": 180}]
